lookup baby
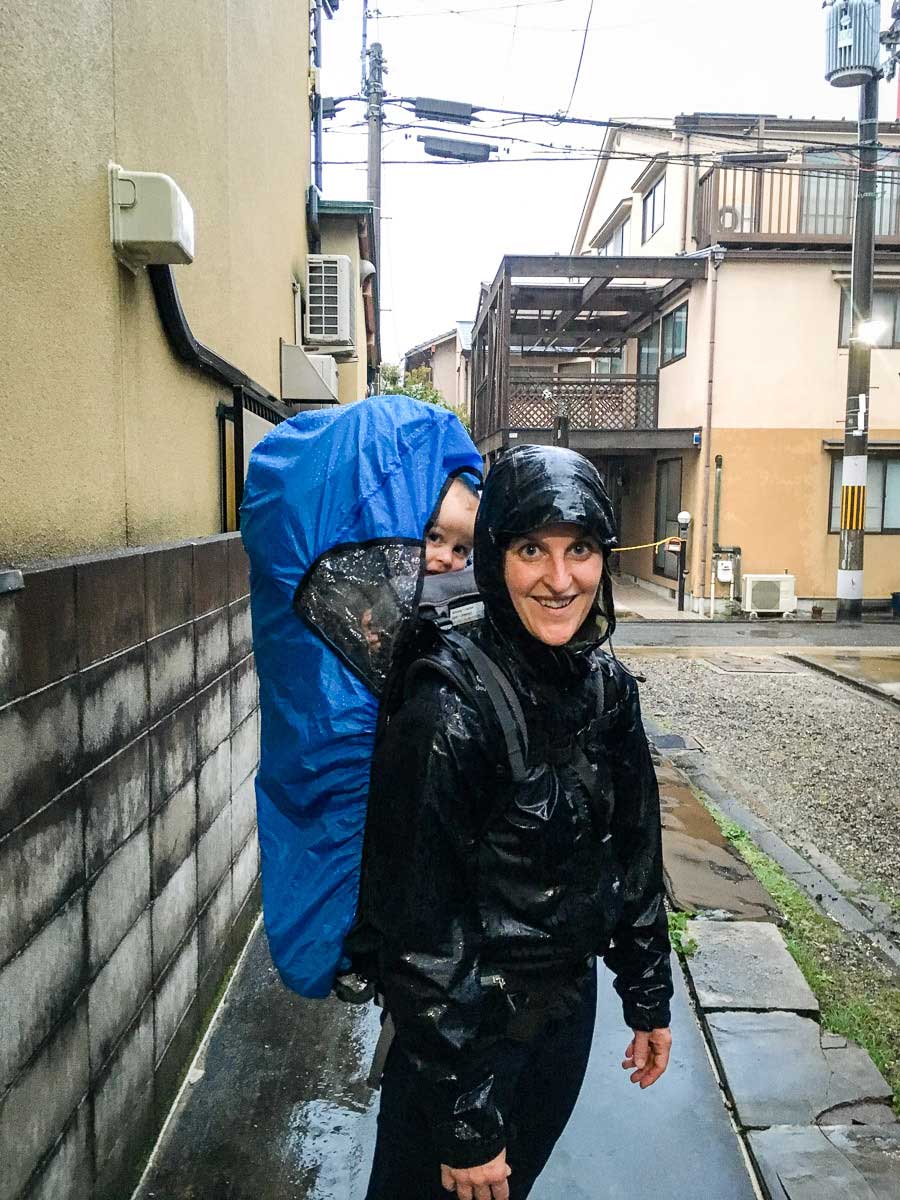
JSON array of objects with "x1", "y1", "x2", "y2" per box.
[{"x1": 425, "y1": 476, "x2": 480, "y2": 575}]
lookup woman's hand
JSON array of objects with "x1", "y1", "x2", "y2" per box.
[
  {"x1": 622, "y1": 1027, "x2": 672, "y2": 1088},
  {"x1": 441, "y1": 1149, "x2": 511, "y2": 1200}
]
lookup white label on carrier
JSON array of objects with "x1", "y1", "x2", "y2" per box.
[{"x1": 450, "y1": 602, "x2": 485, "y2": 626}]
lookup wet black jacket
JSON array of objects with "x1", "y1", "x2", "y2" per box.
[{"x1": 360, "y1": 446, "x2": 672, "y2": 1169}]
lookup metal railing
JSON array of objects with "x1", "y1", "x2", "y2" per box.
[
  {"x1": 506, "y1": 375, "x2": 658, "y2": 431},
  {"x1": 695, "y1": 163, "x2": 900, "y2": 247}
]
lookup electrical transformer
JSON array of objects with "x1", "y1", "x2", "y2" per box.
[{"x1": 825, "y1": 0, "x2": 881, "y2": 87}]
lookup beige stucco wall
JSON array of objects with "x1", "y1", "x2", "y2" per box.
[
  {"x1": 320, "y1": 218, "x2": 369, "y2": 406},
  {"x1": 0, "y1": 0, "x2": 311, "y2": 560},
  {"x1": 430, "y1": 339, "x2": 464, "y2": 413},
  {"x1": 713, "y1": 261, "x2": 900, "y2": 431},
  {"x1": 577, "y1": 129, "x2": 691, "y2": 257}
]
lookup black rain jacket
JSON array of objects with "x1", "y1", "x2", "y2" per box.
[{"x1": 359, "y1": 445, "x2": 673, "y2": 1169}]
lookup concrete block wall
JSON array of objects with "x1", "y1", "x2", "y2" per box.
[{"x1": 0, "y1": 534, "x2": 260, "y2": 1200}]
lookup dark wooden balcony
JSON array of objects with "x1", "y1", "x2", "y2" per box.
[
  {"x1": 695, "y1": 163, "x2": 900, "y2": 249},
  {"x1": 471, "y1": 255, "x2": 706, "y2": 457}
]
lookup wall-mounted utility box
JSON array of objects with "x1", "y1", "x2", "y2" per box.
[{"x1": 109, "y1": 162, "x2": 195, "y2": 273}]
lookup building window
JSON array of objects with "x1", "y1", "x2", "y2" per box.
[
  {"x1": 660, "y1": 303, "x2": 688, "y2": 366},
  {"x1": 839, "y1": 289, "x2": 900, "y2": 348},
  {"x1": 829, "y1": 457, "x2": 900, "y2": 533},
  {"x1": 637, "y1": 326, "x2": 659, "y2": 375},
  {"x1": 802, "y1": 150, "x2": 900, "y2": 237},
  {"x1": 593, "y1": 350, "x2": 626, "y2": 375},
  {"x1": 642, "y1": 174, "x2": 666, "y2": 243},
  {"x1": 600, "y1": 217, "x2": 630, "y2": 256}
]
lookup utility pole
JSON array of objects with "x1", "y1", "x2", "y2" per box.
[
  {"x1": 366, "y1": 42, "x2": 384, "y2": 272},
  {"x1": 825, "y1": 0, "x2": 885, "y2": 621},
  {"x1": 836, "y1": 77, "x2": 878, "y2": 621}
]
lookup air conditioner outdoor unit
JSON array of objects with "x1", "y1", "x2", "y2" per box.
[
  {"x1": 718, "y1": 204, "x2": 753, "y2": 234},
  {"x1": 741, "y1": 574, "x2": 797, "y2": 615},
  {"x1": 305, "y1": 254, "x2": 354, "y2": 347},
  {"x1": 307, "y1": 353, "x2": 339, "y2": 396}
]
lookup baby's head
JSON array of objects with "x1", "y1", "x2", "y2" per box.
[{"x1": 425, "y1": 476, "x2": 480, "y2": 575}]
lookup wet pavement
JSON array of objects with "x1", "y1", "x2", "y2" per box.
[
  {"x1": 135, "y1": 926, "x2": 755, "y2": 1200},
  {"x1": 787, "y1": 651, "x2": 900, "y2": 704},
  {"x1": 615, "y1": 621, "x2": 900, "y2": 648}
]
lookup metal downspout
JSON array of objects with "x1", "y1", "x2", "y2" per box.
[
  {"x1": 680, "y1": 133, "x2": 691, "y2": 253},
  {"x1": 711, "y1": 454, "x2": 723, "y2": 619},
  {"x1": 698, "y1": 251, "x2": 722, "y2": 618}
]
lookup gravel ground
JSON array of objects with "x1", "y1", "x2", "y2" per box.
[{"x1": 624, "y1": 652, "x2": 900, "y2": 908}]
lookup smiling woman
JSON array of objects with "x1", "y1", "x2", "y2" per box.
[
  {"x1": 358, "y1": 444, "x2": 673, "y2": 1200},
  {"x1": 504, "y1": 524, "x2": 604, "y2": 645}
]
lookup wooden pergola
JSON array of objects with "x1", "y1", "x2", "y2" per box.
[{"x1": 470, "y1": 255, "x2": 708, "y2": 456}]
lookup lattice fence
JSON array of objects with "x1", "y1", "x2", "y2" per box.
[{"x1": 508, "y1": 377, "x2": 658, "y2": 431}]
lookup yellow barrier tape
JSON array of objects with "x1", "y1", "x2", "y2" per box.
[{"x1": 611, "y1": 537, "x2": 684, "y2": 554}]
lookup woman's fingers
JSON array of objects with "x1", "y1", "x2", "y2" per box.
[
  {"x1": 441, "y1": 1152, "x2": 511, "y2": 1200},
  {"x1": 624, "y1": 1028, "x2": 672, "y2": 1088}
]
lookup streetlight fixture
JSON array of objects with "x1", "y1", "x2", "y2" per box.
[
  {"x1": 418, "y1": 136, "x2": 498, "y2": 163},
  {"x1": 856, "y1": 318, "x2": 887, "y2": 345}
]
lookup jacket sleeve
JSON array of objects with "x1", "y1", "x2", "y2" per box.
[
  {"x1": 601, "y1": 668, "x2": 673, "y2": 1031},
  {"x1": 364, "y1": 672, "x2": 507, "y2": 1169}
]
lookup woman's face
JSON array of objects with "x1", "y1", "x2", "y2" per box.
[{"x1": 503, "y1": 523, "x2": 604, "y2": 647}]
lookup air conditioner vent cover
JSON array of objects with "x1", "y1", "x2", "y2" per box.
[{"x1": 305, "y1": 254, "x2": 354, "y2": 347}]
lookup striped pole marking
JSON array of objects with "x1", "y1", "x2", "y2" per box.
[{"x1": 840, "y1": 484, "x2": 867, "y2": 531}]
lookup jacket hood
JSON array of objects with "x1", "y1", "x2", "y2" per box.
[{"x1": 474, "y1": 445, "x2": 618, "y2": 659}]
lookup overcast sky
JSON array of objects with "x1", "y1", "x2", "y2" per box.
[{"x1": 320, "y1": 0, "x2": 896, "y2": 361}]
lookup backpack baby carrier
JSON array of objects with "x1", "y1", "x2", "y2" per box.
[{"x1": 240, "y1": 396, "x2": 482, "y2": 998}]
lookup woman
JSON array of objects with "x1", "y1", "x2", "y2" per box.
[{"x1": 360, "y1": 445, "x2": 673, "y2": 1200}]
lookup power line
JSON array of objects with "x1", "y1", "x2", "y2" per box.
[
  {"x1": 562, "y1": 0, "x2": 594, "y2": 118},
  {"x1": 500, "y1": 1, "x2": 521, "y2": 106},
  {"x1": 377, "y1": 0, "x2": 573, "y2": 17}
]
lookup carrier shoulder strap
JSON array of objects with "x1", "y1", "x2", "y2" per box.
[{"x1": 442, "y1": 631, "x2": 530, "y2": 784}]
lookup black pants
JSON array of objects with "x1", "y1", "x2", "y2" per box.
[{"x1": 365, "y1": 966, "x2": 597, "y2": 1200}]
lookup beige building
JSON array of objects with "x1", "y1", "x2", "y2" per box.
[
  {"x1": 0, "y1": 0, "x2": 377, "y2": 562},
  {"x1": 403, "y1": 323, "x2": 473, "y2": 420},
  {"x1": 472, "y1": 114, "x2": 900, "y2": 613}
]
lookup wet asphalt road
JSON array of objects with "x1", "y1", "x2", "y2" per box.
[
  {"x1": 136, "y1": 925, "x2": 753, "y2": 1200},
  {"x1": 614, "y1": 619, "x2": 900, "y2": 649}
]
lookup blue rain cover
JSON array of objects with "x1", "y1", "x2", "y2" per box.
[{"x1": 241, "y1": 395, "x2": 482, "y2": 998}]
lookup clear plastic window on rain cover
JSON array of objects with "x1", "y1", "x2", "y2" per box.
[{"x1": 294, "y1": 541, "x2": 423, "y2": 693}]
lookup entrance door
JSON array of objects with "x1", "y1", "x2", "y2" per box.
[
  {"x1": 603, "y1": 458, "x2": 625, "y2": 575},
  {"x1": 654, "y1": 458, "x2": 682, "y2": 580}
]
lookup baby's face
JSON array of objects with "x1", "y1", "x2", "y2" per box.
[{"x1": 425, "y1": 480, "x2": 479, "y2": 575}]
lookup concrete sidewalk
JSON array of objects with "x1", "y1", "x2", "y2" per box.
[
  {"x1": 134, "y1": 927, "x2": 754, "y2": 1200},
  {"x1": 612, "y1": 578, "x2": 700, "y2": 621}
]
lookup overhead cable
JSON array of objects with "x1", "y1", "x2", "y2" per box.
[{"x1": 562, "y1": 0, "x2": 594, "y2": 118}]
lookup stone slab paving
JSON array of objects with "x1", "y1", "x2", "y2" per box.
[
  {"x1": 686, "y1": 921, "x2": 819, "y2": 1014},
  {"x1": 534, "y1": 954, "x2": 756, "y2": 1200},
  {"x1": 706, "y1": 1011, "x2": 893, "y2": 1130},
  {"x1": 748, "y1": 1125, "x2": 900, "y2": 1200}
]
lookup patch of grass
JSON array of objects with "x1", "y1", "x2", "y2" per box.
[
  {"x1": 703, "y1": 800, "x2": 900, "y2": 1115},
  {"x1": 870, "y1": 881, "x2": 900, "y2": 920},
  {"x1": 667, "y1": 909, "x2": 698, "y2": 958}
]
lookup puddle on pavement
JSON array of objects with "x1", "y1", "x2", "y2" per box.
[
  {"x1": 282, "y1": 1003, "x2": 380, "y2": 1200},
  {"x1": 803, "y1": 653, "x2": 900, "y2": 698},
  {"x1": 657, "y1": 763, "x2": 780, "y2": 923}
]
